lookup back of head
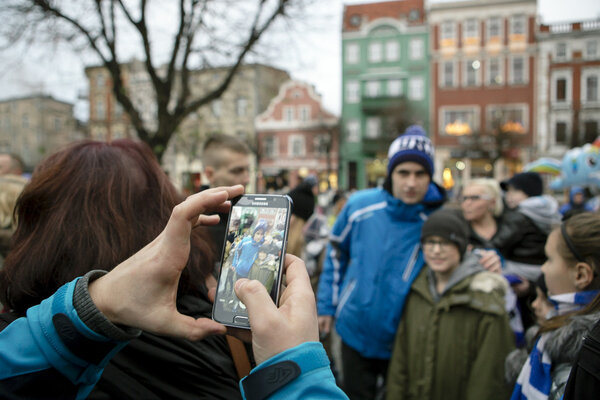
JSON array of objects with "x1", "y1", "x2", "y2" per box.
[
  {"x1": 0, "y1": 139, "x2": 214, "y2": 315},
  {"x1": 202, "y1": 133, "x2": 250, "y2": 169},
  {"x1": 500, "y1": 172, "x2": 543, "y2": 197},
  {"x1": 421, "y1": 208, "x2": 469, "y2": 255},
  {"x1": 0, "y1": 153, "x2": 25, "y2": 176},
  {"x1": 287, "y1": 177, "x2": 317, "y2": 221}
]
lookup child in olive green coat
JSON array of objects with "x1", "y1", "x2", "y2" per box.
[{"x1": 386, "y1": 209, "x2": 515, "y2": 400}]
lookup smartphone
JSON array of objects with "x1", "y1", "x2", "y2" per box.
[{"x1": 212, "y1": 194, "x2": 292, "y2": 329}]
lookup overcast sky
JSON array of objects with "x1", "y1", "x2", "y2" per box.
[{"x1": 0, "y1": 0, "x2": 599, "y2": 120}]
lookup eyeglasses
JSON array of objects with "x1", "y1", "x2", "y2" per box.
[
  {"x1": 460, "y1": 194, "x2": 492, "y2": 202},
  {"x1": 422, "y1": 238, "x2": 454, "y2": 251}
]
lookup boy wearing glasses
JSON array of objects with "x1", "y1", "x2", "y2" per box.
[{"x1": 386, "y1": 209, "x2": 515, "y2": 400}]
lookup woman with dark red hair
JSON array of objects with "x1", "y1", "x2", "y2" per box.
[{"x1": 0, "y1": 140, "x2": 243, "y2": 399}]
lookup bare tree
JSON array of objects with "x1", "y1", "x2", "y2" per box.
[{"x1": 0, "y1": 0, "x2": 307, "y2": 160}]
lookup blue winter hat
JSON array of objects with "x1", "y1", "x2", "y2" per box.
[{"x1": 387, "y1": 125, "x2": 434, "y2": 177}]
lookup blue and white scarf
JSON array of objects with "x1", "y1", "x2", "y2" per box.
[{"x1": 510, "y1": 289, "x2": 600, "y2": 400}]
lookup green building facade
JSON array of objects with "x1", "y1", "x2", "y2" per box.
[{"x1": 340, "y1": 12, "x2": 429, "y2": 189}]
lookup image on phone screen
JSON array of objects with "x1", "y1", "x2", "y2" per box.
[{"x1": 213, "y1": 195, "x2": 290, "y2": 327}]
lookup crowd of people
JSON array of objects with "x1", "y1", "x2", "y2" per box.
[{"x1": 0, "y1": 127, "x2": 599, "y2": 400}]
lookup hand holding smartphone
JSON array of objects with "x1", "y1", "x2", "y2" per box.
[{"x1": 212, "y1": 194, "x2": 291, "y2": 329}]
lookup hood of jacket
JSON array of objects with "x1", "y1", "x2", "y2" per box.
[
  {"x1": 545, "y1": 311, "x2": 600, "y2": 365},
  {"x1": 420, "y1": 252, "x2": 508, "y2": 313},
  {"x1": 517, "y1": 195, "x2": 561, "y2": 234}
]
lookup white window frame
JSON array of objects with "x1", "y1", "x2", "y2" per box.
[
  {"x1": 96, "y1": 97, "x2": 106, "y2": 119},
  {"x1": 366, "y1": 80, "x2": 380, "y2": 98},
  {"x1": 409, "y1": 38, "x2": 424, "y2": 60},
  {"x1": 440, "y1": 60, "x2": 457, "y2": 88},
  {"x1": 441, "y1": 21, "x2": 456, "y2": 41},
  {"x1": 264, "y1": 136, "x2": 278, "y2": 158},
  {"x1": 582, "y1": 68, "x2": 600, "y2": 104},
  {"x1": 464, "y1": 59, "x2": 481, "y2": 87},
  {"x1": 368, "y1": 41, "x2": 383, "y2": 63},
  {"x1": 299, "y1": 105, "x2": 311, "y2": 122},
  {"x1": 345, "y1": 42, "x2": 360, "y2": 64},
  {"x1": 464, "y1": 19, "x2": 479, "y2": 40},
  {"x1": 409, "y1": 76, "x2": 424, "y2": 100},
  {"x1": 236, "y1": 97, "x2": 248, "y2": 117},
  {"x1": 556, "y1": 42, "x2": 567, "y2": 61},
  {"x1": 346, "y1": 81, "x2": 360, "y2": 104},
  {"x1": 510, "y1": 15, "x2": 526, "y2": 36},
  {"x1": 439, "y1": 106, "x2": 480, "y2": 136},
  {"x1": 554, "y1": 120, "x2": 569, "y2": 146},
  {"x1": 551, "y1": 69, "x2": 572, "y2": 105},
  {"x1": 288, "y1": 135, "x2": 306, "y2": 157},
  {"x1": 486, "y1": 103, "x2": 529, "y2": 133},
  {"x1": 487, "y1": 17, "x2": 502, "y2": 42},
  {"x1": 346, "y1": 119, "x2": 360, "y2": 143},
  {"x1": 486, "y1": 57, "x2": 504, "y2": 86},
  {"x1": 509, "y1": 55, "x2": 528, "y2": 85},
  {"x1": 283, "y1": 105, "x2": 294, "y2": 122},
  {"x1": 385, "y1": 40, "x2": 399, "y2": 62},
  {"x1": 365, "y1": 117, "x2": 381, "y2": 139},
  {"x1": 585, "y1": 40, "x2": 598, "y2": 60},
  {"x1": 387, "y1": 79, "x2": 402, "y2": 97}
]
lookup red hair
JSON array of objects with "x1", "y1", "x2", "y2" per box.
[{"x1": 0, "y1": 139, "x2": 214, "y2": 315}]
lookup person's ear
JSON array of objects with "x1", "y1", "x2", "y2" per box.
[
  {"x1": 573, "y1": 262, "x2": 595, "y2": 290},
  {"x1": 204, "y1": 166, "x2": 215, "y2": 182}
]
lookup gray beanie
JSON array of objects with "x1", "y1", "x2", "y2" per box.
[{"x1": 421, "y1": 209, "x2": 469, "y2": 255}]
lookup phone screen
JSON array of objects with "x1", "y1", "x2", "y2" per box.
[{"x1": 212, "y1": 194, "x2": 291, "y2": 328}]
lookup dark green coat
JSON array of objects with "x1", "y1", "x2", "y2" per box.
[{"x1": 386, "y1": 255, "x2": 515, "y2": 400}]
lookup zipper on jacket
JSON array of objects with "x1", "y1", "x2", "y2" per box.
[{"x1": 335, "y1": 279, "x2": 357, "y2": 319}]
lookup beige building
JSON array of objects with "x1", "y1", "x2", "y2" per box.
[
  {"x1": 85, "y1": 61, "x2": 290, "y2": 190},
  {"x1": 0, "y1": 95, "x2": 82, "y2": 169}
]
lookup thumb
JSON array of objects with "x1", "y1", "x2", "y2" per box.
[
  {"x1": 234, "y1": 279, "x2": 278, "y2": 327},
  {"x1": 164, "y1": 313, "x2": 227, "y2": 341}
]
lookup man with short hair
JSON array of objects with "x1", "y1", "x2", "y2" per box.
[
  {"x1": 0, "y1": 153, "x2": 25, "y2": 176},
  {"x1": 316, "y1": 125, "x2": 446, "y2": 400},
  {"x1": 201, "y1": 134, "x2": 251, "y2": 189}
]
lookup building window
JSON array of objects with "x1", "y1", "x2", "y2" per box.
[
  {"x1": 556, "y1": 78, "x2": 567, "y2": 102},
  {"x1": 22, "y1": 114, "x2": 29, "y2": 129},
  {"x1": 464, "y1": 19, "x2": 479, "y2": 41},
  {"x1": 211, "y1": 100, "x2": 221, "y2": 117},
  {"x1": 95, "y1": 74, "x2": 106, "y2": 88},
  {"x1": 441, "y1": 21, "x2": 455, "y2": 42},
  {"x1": 487, "y1": 17, "x2": 502, "y2": 41},
  {"x1": 385, "y1": 40, "x2": 399, "y2": 61},
  {"x1": 488, "y1": 57, "x2": 503, "y2": 85},
  {"x1": 387, "y1": 79, "x2": 402, "y2": 96},
  {"x1": 586, "y1": 41, "x2": 598, "y2": 59},
  {"x1": 96, "y1": 98, "x2": 105, "y2": 119},
  {"x1": 365, "y1": 117, "x2": 381, "y2": 138},
  {"x1": 510, "y1": 15, "x2": 526, "y2": 36},
  {"x1": 409, "y1": 38, "x2": 424, "y2": 60},
  {"x1": 314, "y1": 135, "x2": 329, "y2": 156},
  {"x1": 510, "y1": 56, "x2": 526, "y2": 84},
  {"x1": 346, "y1": 81, "x2": 360, "y2": 103},
  {"x1": 236, "y1": 97, "x2": 248, "y2": 117},
  {"x1": 555, "y1": 122, "x2": 567, "y2": 145},
  {"x1": 368, "y1": 42, "x2": 382, "y2": 63},
  {"x1": 487, "y1": 105, "x2": 528, "y2": 134},
  {"x1": 441, "y1": 107, "x2": 478, "y2": 136},
  {"x1": 264, "y1": 136, "x2": 278, "y2": 158},
  {"x1": 299, "y1": 105, "x2": 311, "y2": 122},
  {"x1": 366, "y1": 80, "x2": 380, "y2": 98},
  {"x1": 584, "y1": 121, "x2": 598, "y2": 144},
  {"x1": 283, "y1": 106, "x2": 294, "y2": 122},
  {"x1": 464, "y1": 59, "x2": 481, "y2": 87},
  {"x1": 556, "y1": 43, "x2": 567, "y2": 61},
  {"x1": 289, "y1": 135, "x2": 305, "y2": 157},
  {"x1": 346, "y1": 119, "x2": 360, "y2": 142},
  {"x1": 586, "y1": 75, "x2": 598, "y2": 102},
  {"x1": 54, "y1": 117, "x2": 61, "y2": 131},
  {"x1": 409, "y1": 77, "x2": 424, "y2": 100},
  {"x1": 441, "y1": 61, "x2": 455, "y2": 87},
  {"x1": 346, "y1": 43, "x2": 360, "y2": 64}
]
